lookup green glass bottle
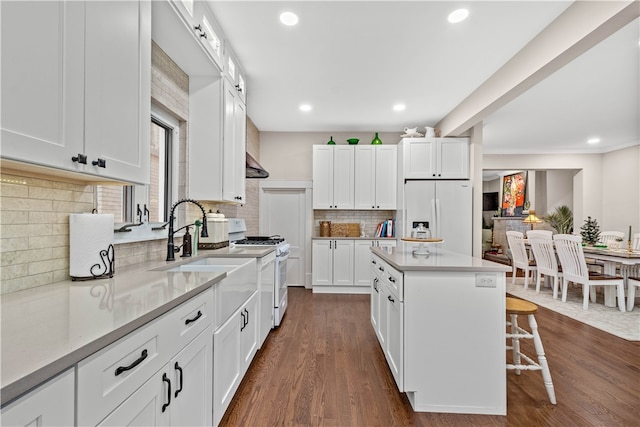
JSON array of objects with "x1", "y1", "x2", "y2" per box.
[
  {"x1": 327, "y1": 136, "x2": 336, "y2": 145},
  {"x1": 371, "y1": 132, "x2": 382, "y2": 145}
]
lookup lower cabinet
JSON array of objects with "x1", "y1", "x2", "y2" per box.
[
  {"x1": 371, "y1": 254, "x2": 404, "y2": 391},
  {"x1": 314, "y1": 239, "x2": 396, "y2": 290},
  {"x1": 0, "y1": 369, "x2": 74, "y2": 427},
  {"x1": 213, "y1": 290, "x2": 258, "y2": 426}
]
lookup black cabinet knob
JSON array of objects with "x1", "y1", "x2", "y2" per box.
[
  {"x1": 92, "y1": 158, "x2": 106, "y2": 168},
  {"x1": 71, "y1": 154, "x2": 87, "y2": 164}
]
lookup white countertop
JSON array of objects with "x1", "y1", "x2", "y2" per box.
[
  {"x1": 0, "y1": 246, "x2": 274, "y2": 405},
  {"x1": 372, "y1": 245, "x2": 512, "y2": 272}
]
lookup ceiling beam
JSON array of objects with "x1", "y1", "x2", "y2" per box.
[{"x1": 436, "y1": 1, "x2": 640, "y2": 137}]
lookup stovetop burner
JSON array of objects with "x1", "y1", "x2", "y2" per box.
[{"x1": 235, "y1": 236, "x2": 285, "y2": 245}]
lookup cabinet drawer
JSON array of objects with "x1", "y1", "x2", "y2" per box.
[
  {"x1": 166, "y1": 288, "x2": 213, "y2": 354},
  {"x1": 372, "y1": 256, "x2": 403, "y2": 301},
  {"x1": 77, "y1": 319, "x2": 166, "y2": 426}
]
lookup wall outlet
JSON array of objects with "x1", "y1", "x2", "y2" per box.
[{"x1": 475, "y1": 273, "x2": 497, "y2": 288}]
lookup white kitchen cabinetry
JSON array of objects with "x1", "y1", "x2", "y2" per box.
[
  {"x1": 354, "y1": 240, "x2": 397, "y2": 286},
  {"x1": 223, "y1": 43, "x2": 247, "y2": 104},
  {"x1": 77, "y1": 289, "x2": 213, "y2": 427},
  {"x1": 188, "y1": 75, "x2": 246, "y2": 203},
  {"x1": 354, "y1": 145, "x2": 397, "y2": 210},
  {"x1": 0, "y1": 369, "x2": 74, "y2": 427},
  {"x1": 98, "y1": 327, "x2": 212, "y2": 427},
  {"x1": 312, "y1": 145, "x2": 355, "y2": 209},
  {"x1": 213, "y1": 291, "x2": 258, "y2": 426},
  {"x1": 0, "y1": 0, "x2": 151, "y2": 185},
  {"x1": 370, "y1": 255, "x2": 404, "y2": 391},
  {"x1": 402, "y1": 138, "x2": 469, "y2": 180},
  {"x1": 311, "y1": 240, "x2": 354, "y2": 287}
]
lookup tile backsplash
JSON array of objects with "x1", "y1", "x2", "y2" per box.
[
  {"x1": 313, "y1": 210, "x2": 396, "y2": 237},
  {"x1": 0, "y1": 171, "x2": 94, "y2": 293}
]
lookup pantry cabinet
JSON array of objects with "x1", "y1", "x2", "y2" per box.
[
  {"x1": 401, "y1": 138, "x2": 469, "y2": 180},
  {"x1": 0, "y1": 369, "x2": 74, "y2": 427},
  {"x1": 0, "y1": 0, "x2": 151, "y2": 185},
  {"x1": 354, "y1": 145, "x2": 397, "y2": 210},
  {"x1": 311, "y1": 240, "x2": 355, "y2": 286},
  {"x1": 188, "y1": 75, "x2": 246, "y2": 204},
  {"x1": 223, "y1": 43, "x2": 247, "y2": 104},
  {"x1": 312, "y1": 145, "x2": 355, "y2": 209}
]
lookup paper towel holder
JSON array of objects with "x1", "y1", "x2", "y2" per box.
[{"x1": 71, "y1": 244, "x2": 115, "y2": 281}]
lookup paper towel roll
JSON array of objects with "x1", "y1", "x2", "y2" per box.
[{"x1": 69, "y1": 213, "x2": 115, "y2": 279}]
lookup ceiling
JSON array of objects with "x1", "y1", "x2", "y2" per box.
[{"x1": 207, "y1": 1, "x2": 639, "y2": 155}]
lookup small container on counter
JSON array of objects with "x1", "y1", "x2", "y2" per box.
[{"x1": 320, "y1": 221, "x2": 331, "y2": 237}]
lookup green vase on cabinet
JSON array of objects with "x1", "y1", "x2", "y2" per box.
[
  {"x1": 327, "y1": 136, "x2": 336, "y2": 145},
  {"x1": 371, "y1": 132, "x2": 382, "y2": 145}
]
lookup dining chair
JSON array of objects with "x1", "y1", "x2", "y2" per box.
[
  {"x1": 599, "y1": 231, "x2": 625, "y2": 246},
  {"x1": 627, "y1": 276, "x2": 640, "y2": 311},
  {"x1": 633, "y1": 233, "x2": 640, "y2": 251},
  {"x1": 506, "y1": 231, "x2": 537, "y2": 289},
  {"x1": 553, "y1": 234, "x2": 626, "y2": 312},
  {"x1": 528, "y1": 231, "x2": 564, "y2": 300}
]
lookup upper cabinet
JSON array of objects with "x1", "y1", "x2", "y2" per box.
[
  {"x1": 1, "y1": 1, "x2": 151, "y2": 185},
  {"x1": 188, "y1": 75, "x2": 246, "y2": 204},
  {"x1": 313, "y1": 145, "x2": 355, "y2": 209},
  {"x1": 354, "y1": 145, "x2": 397, "y2": 210},
  {"x1": 169, "y1": 0, "x2": 224, "y2": 71},
  {"x1": 223, "y1": 44, "x2": 247, "y2": 104},
  {"x1": 401, "y1": 138, "x2": 469, "y2": 179}
]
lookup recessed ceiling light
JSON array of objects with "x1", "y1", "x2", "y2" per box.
[
  {"x1": 299, "y1": 104, "x2": 312, "y2": 112},
  {"x1": 280, "y1": 11, "x2": 299, "y2": 26},
  {"x1": 448, "y1": 8, "x2": 469, "y2": 24},
  {"x1": 393, "y1": 104, "x2": 406, "y2": 112},
  {"x1": 587, "y1": 137, "x2": 600, "y2": 144}
]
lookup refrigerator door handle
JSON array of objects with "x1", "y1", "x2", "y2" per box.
[{"x1": 431, "y1": 199, "x2": 438, "y2": 237}]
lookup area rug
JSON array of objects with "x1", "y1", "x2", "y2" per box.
[{"x1": 506, "y1": 279, "x2": 640, "y2": 341}]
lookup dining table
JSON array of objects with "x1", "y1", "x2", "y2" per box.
[{"x1": 582, "y1": 246, "x2": 640, "y2": 308}]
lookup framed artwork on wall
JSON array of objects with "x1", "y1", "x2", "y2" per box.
[{"x1": 501, "y1": 172, "x2": 527, "y2": 217}]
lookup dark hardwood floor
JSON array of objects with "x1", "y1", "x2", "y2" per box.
[{"x1": 219, "y1": 287, "x2": 640, "y2": 427}]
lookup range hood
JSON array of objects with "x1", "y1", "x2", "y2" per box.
[{"x1": 246, "y1": 152, "x2": 269, "y2": 178}]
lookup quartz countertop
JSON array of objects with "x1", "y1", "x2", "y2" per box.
[
  {"x1": 0, "y1": 246, "x2": 274, "y2": 405},
  {"x1": 372, "y1": 245, "x2": 512, "y2": 273},
  {"x1": 313, "y1": 236, "x2": 397, "y2": 240}
]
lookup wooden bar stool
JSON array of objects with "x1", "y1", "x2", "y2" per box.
[{"x1": 506, "y1": 297, "x2": 557, "y2": 404}]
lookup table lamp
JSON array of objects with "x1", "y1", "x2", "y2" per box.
[{"x1": 523, "y1": 209, "x2": 543, "y2": 230}]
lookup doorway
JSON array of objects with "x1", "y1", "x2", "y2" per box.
[{"x1": 260, "y1": 181, "x2": 312, "y2": 288}]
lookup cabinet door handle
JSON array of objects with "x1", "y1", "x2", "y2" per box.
[
  {"x1": 200, "y1": 32, "x2": 208, "y2": 39},
  {"x1": 174, "y1": 362, "x2": 183, "y2": 398},
  {"x1": 373, "y1": 277, "x2": 379, "y2": 292},
  {"x1": 387, "y1": 295, "x2": 395, "y2": 303},
  {"x1": 92, "y1": 158, "x2": 106, "y2": 168},
  {"x1": 185, "y1": 310, "x2": 202, "y2": 325},
  {"x1": 71, "y1": 154, "x2": 87, "y2": 164},
  {"x1": 388, "y1": 276, "x2": 396, "y2": 283},
  {"x1": 114, "y1": 349, "x2": 148, "y2": 376},
  {"x1": 240, "y1": 310, "x2": 246, "y2": 331},
  {"x1": 244, "y1": 308, "x2": 249, "y2": 327},
  {"x1": 162, "y1": 373, "x2": 171, "y2": 412},
  {"x1": 378, "y1": 266, "x2": 384, "y2": 272},
  {"x1": 194, "y1": 24, "x2": 202, "y2": 32},
  {"x1": 371, "y1": 260, "x2": 376, "y2": 264}
]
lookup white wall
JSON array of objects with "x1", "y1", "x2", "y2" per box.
[
  {"x1": 546, "y1": 169, "x2": 574, "y2": 213},
  {"x1": 259, "y1": 132, "x2": 400, "y2": 181},
  {"x1": 601, "y1": 145, "x2": 640, "y2": 234}
]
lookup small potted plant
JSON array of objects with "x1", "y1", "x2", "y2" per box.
[{"x1": 580, "y1": 216, "x2": 601, "y2": 246}]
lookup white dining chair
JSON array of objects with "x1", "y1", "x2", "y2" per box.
[
  {"x1": 627, "y1": 276, "x2": 640, "y2": 311},
  {"x1": 553, "y1": 234, "x2": 626, "y2": 312},
  {"x1": 633, "y1": 233, "x2": 640, "y2": 251},
  {"x1": 506, "y1": 231, "x2": 537, "y2": 289},
  {"x1": 599, "y1": 231, "x2": 625, "y2": 246},
  {"x1": 528, "y1": 231, "x2": 564, "y2": 300}
]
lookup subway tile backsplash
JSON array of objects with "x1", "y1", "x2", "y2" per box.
[{"x1": 313, "y1": 210, "x2": 396, "y2": 237}]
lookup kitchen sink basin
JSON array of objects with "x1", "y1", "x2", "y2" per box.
[{"x1": 159, "y1": 257, "x2": 254, "y2": 273}]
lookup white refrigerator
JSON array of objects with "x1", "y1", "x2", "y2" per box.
[{"x1": 403, "y1": 180, "x2": 472, "y2": 255}]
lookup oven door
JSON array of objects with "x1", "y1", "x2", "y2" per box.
[{"x1": 274, "y1": 251, "x2": 289, "y2": 326}]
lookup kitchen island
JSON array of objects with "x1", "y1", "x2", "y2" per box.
[{"x1": 370, "y1": 244, "x2": 511, "y2": 415}]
